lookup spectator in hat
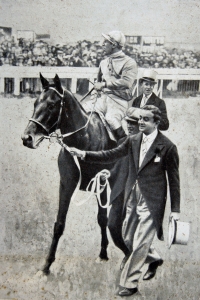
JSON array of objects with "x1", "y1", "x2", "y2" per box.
[
  {"x1": 83, "y1": 30, "x2": 137, "y2": 141},
  {"x1": 70, "y1": 49, "x2": 83, "y2": 67},
  {"x1": 132, "y1": 69, "x2": 169, "y2": 130},
  {"x1": 56, "y1": 50, "x2": 65, "y2": 66}
]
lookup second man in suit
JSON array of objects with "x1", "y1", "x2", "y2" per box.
[{"x1": 132, "y1": 69, "x2": 169, "y2": 131}]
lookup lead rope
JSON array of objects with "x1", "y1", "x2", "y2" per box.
[
  {"x1": 47, "y1": 89, "x2": 105, "y2": 206},
  {"x1": 71, "y1": 169, "x2": 111, "y2": 208}
]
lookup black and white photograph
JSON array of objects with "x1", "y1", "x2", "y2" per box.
[{"x1": 0, "y1": 0, "x2": 200, "y2": 299}]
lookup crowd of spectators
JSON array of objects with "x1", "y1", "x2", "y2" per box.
[
  {"x1": 0, "y1": 37, "x2": 102, "y2": 67},
  {"x1": 1, "y1": 36, "x2": 200, "y2": 69}
]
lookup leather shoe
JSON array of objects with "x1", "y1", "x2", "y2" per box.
[
  {"x1": 118, "y1": 287, "x2": 138, "y2": 297},
  {"x1": 143, "y1": 259, "x2": 163, "y2": 280},
  {"x1": 120, "y1": 253, "x2": 131, "y2": 271}
]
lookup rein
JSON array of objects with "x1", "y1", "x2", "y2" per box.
[
  {"x1": 29, "y1": 87, "x2": 94, "y2": 138},
  {"x1": 30, "y1": 86, "x2": 108, "y2": 207}
]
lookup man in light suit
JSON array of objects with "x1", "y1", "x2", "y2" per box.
[
  {"x1": 69, "y1": 105, "x2": 180, "y2": 297},
  {"x1": 132, "y1": 69, "x2": 169, "y2": 131}
]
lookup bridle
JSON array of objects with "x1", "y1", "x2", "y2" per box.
[
  {"x1": 29, "y1": 86, "x2": 95, "y2": 140},
  {"x1": 29, "y1": 86, "x2": 110, "y2": 208}
]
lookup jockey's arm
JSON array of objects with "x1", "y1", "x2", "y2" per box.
[
  {"x1": 94, "y1": 60, "x2": 137, "y2": 91},
  {"x1": 106, "y1": 60, "x2": 137, "y2": 90},
  {"x1": 94, "y1": 68, "x2": 105, "y2": 91}
]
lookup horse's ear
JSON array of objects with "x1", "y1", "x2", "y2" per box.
[
  {"x1": 53, "y1": 74, "x2": 63, "y2": 94},
  {"x1": 40, "y1": 73, "x2": 49, "y2": 89}
]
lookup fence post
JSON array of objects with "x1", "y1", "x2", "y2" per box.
[
  {"x1": 14, "y1": 77, "x2": 20, "y2": 96},
  {"x1": 0, "y1": 77, "x2": 4, "y2": 93},
  {"x1": 71, "y1": 78, "x2": 77, "y2": 93}
]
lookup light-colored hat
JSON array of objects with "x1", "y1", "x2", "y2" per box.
[
  {"x1": 125, "y1": 107, "x2": 141, "y2": 123},
  {"x1": 139, "y1": 69, "x2": 158, "y2": 84},
  {"x1": 102, "y1": 31, "x2": 126, "y2": 47},
  {"x1": 168, "y1": 217, "x2": 190, "y2": 248}
]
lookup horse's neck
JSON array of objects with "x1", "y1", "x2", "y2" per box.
[{"x1": 60, "y1": 92, "x2": 88, "y2": 138}]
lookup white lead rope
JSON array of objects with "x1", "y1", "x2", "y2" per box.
[
  {"x1": 71, "y1": 169, "x2": 111, "y2": 208},
  {"x1": 51, "y1": 137, "x2": 82, "y2": 204},
  {"x1": 45, "y1": 88, "x2": 111, "y2": 207},
  {"x1": 58, "y1": 138, "x2": 111, "y2": 207}
]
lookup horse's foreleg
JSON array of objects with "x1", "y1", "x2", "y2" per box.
[
  {"x1": 43, "y1": 150, "x2": 79, "y2": 275},
  {"x1": 97, "y1": 190, "x2": 109, "y2": 261},
  {"x1": 108, "y1": 193, "x2": 129, "y2": 256},
  {"x1": 43, "y1": 181, "x2": 74, "y2": 275}
]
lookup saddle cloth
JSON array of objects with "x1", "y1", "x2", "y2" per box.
[{"x1": 95, "y1": 110, "x2": 117, "y2": 142}]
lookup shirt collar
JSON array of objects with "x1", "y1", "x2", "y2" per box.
[
  {"x1": 143, "y1": 128, "x2": 158, "y2": 143},
  {"x1": 109, "y1": 50, "x2": 124, "y2": 59},
  {"x1": 143, "y1": 93, "x2": 152, "y2": 100}
]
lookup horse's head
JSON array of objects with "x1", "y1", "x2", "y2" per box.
[{"x1": 22, "y1": 73, "x2": 64, "y2": 149}]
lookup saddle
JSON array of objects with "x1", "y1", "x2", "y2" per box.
[{"x1": 95, "y1": 110, "x2": 117, "y2": 142}]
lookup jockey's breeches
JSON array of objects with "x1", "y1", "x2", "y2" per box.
[{"x1": 83, "y1": 93, "x2": 129, "y2": 130}]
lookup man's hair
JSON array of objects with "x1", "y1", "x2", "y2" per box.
[{"x1": 142, "y1": 105, "x2": 161, "y2": 122}]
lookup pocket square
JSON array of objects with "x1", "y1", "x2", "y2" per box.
[{"x1": 154, "y1": 156, "x2": 161, "y2": 162}]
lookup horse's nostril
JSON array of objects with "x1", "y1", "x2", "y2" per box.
[
  {"x1": 27, "y1": 135, "x2": 33, "y2": 142},
  {"x1": 22, "y1": 134, "x2": 33, "y2": 143}
]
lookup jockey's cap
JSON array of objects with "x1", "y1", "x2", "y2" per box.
[
  {"x1": 102, "y1": 31, "x2": 126, "y2": 47},
  {"x1": 125, "y1": 107, "x2": 141, "y2": 123}
]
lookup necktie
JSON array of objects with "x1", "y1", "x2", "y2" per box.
[
  {"x1": 108, "y1": 57, "x2": 113, "y2": 74},
  {"x1": 140, "y1": 96, "x2": 148, "y2": 108},
  {"x1": 140, "y1": 136, "x2": 148, "y2": 165}
]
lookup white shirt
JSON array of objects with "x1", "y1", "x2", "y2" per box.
[
  {"x1": 139, "y1": 129, "x2": 158, "y2": 167},
  {"x1": 140, "y1": 93, "x2": 152, "y2": 108}
]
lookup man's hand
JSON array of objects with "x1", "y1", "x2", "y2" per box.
[
  {"x1": 170, "y1": 212, "x2": 180, "y2": 221},
  {"x1": 100, "y1": 170, "x2": 111, "y2": 183},
  {"x1": 94, "y1": 82, "x2": 106, "y2": 91},
  {"x1": 69, "y1": 147, "x2": 85, "y2": 158}
]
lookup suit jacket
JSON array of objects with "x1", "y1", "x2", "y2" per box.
[
  {"x1": 132, "y1": 92, "x2": 169, "y2": 130},
  {"x1": 85, "y1": 131, "x2": 180, "y2": 240}
]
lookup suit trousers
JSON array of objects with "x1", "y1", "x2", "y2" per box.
[{"x1": 120, "y1": 185, "x2": 161, "y2": 289}]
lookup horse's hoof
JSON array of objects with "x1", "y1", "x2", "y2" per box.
[
  {"x1": 95, "y1": 257, "x2": 109, "y2": 264},
  {"x1": 42, "y1": 268, "x2": 50, "y2": 276},
  {"x1": 35, "y1": 270, "x2": 48, "y2": 282}
]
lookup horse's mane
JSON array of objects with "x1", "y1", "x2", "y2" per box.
[
  {"x1": 47, "y1": 83, "x2": 88, "y2": 114},
  {"x1": 64, "y1": 88, "x2": 88, "y2": 113}
]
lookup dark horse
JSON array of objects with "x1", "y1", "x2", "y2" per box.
[{"x1": 22, "y1": 74, "x2": 128, "y2": 275}]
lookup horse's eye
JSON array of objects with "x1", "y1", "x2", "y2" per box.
[{"x1": 48, "y1": 104, "x2": 54, "y2": 111}]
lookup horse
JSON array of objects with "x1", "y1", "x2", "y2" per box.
[{"x1": 22, "y1": 73, "x2": 128, "y2": 275}]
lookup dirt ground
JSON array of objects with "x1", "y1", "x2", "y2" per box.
[{"x1": 0, "y1": 94, "x2": 200, "y2": 300}]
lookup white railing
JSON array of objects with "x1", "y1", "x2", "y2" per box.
[{"x1": 1, "y1": 66, "x2": 200, "y2": 98}]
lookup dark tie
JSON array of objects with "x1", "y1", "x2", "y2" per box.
[{"x1": 108, "y1": 57, "x2": 113, "y2": 74}]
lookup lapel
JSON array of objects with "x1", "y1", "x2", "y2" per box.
[
  {"x1": 134, "y1": 94, "x2": 143, "y2": 107},
  {"x1": 146, "y1": 92, "x2": 156, "y2": 105},
  {"x1": 138, "y1": 132, "x2": 165, "y2": 173},
  {"x1": 131, "y1": 133, "x2": 142, "y2": 172}
]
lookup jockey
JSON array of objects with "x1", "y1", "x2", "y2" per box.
[{"x1": 83, "y1": 30, "x2": 137, "y2": 140}]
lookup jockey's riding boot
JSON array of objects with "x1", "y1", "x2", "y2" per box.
[{"x1": 113, "y1": 126, "x2": 127, "y2": 141}]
